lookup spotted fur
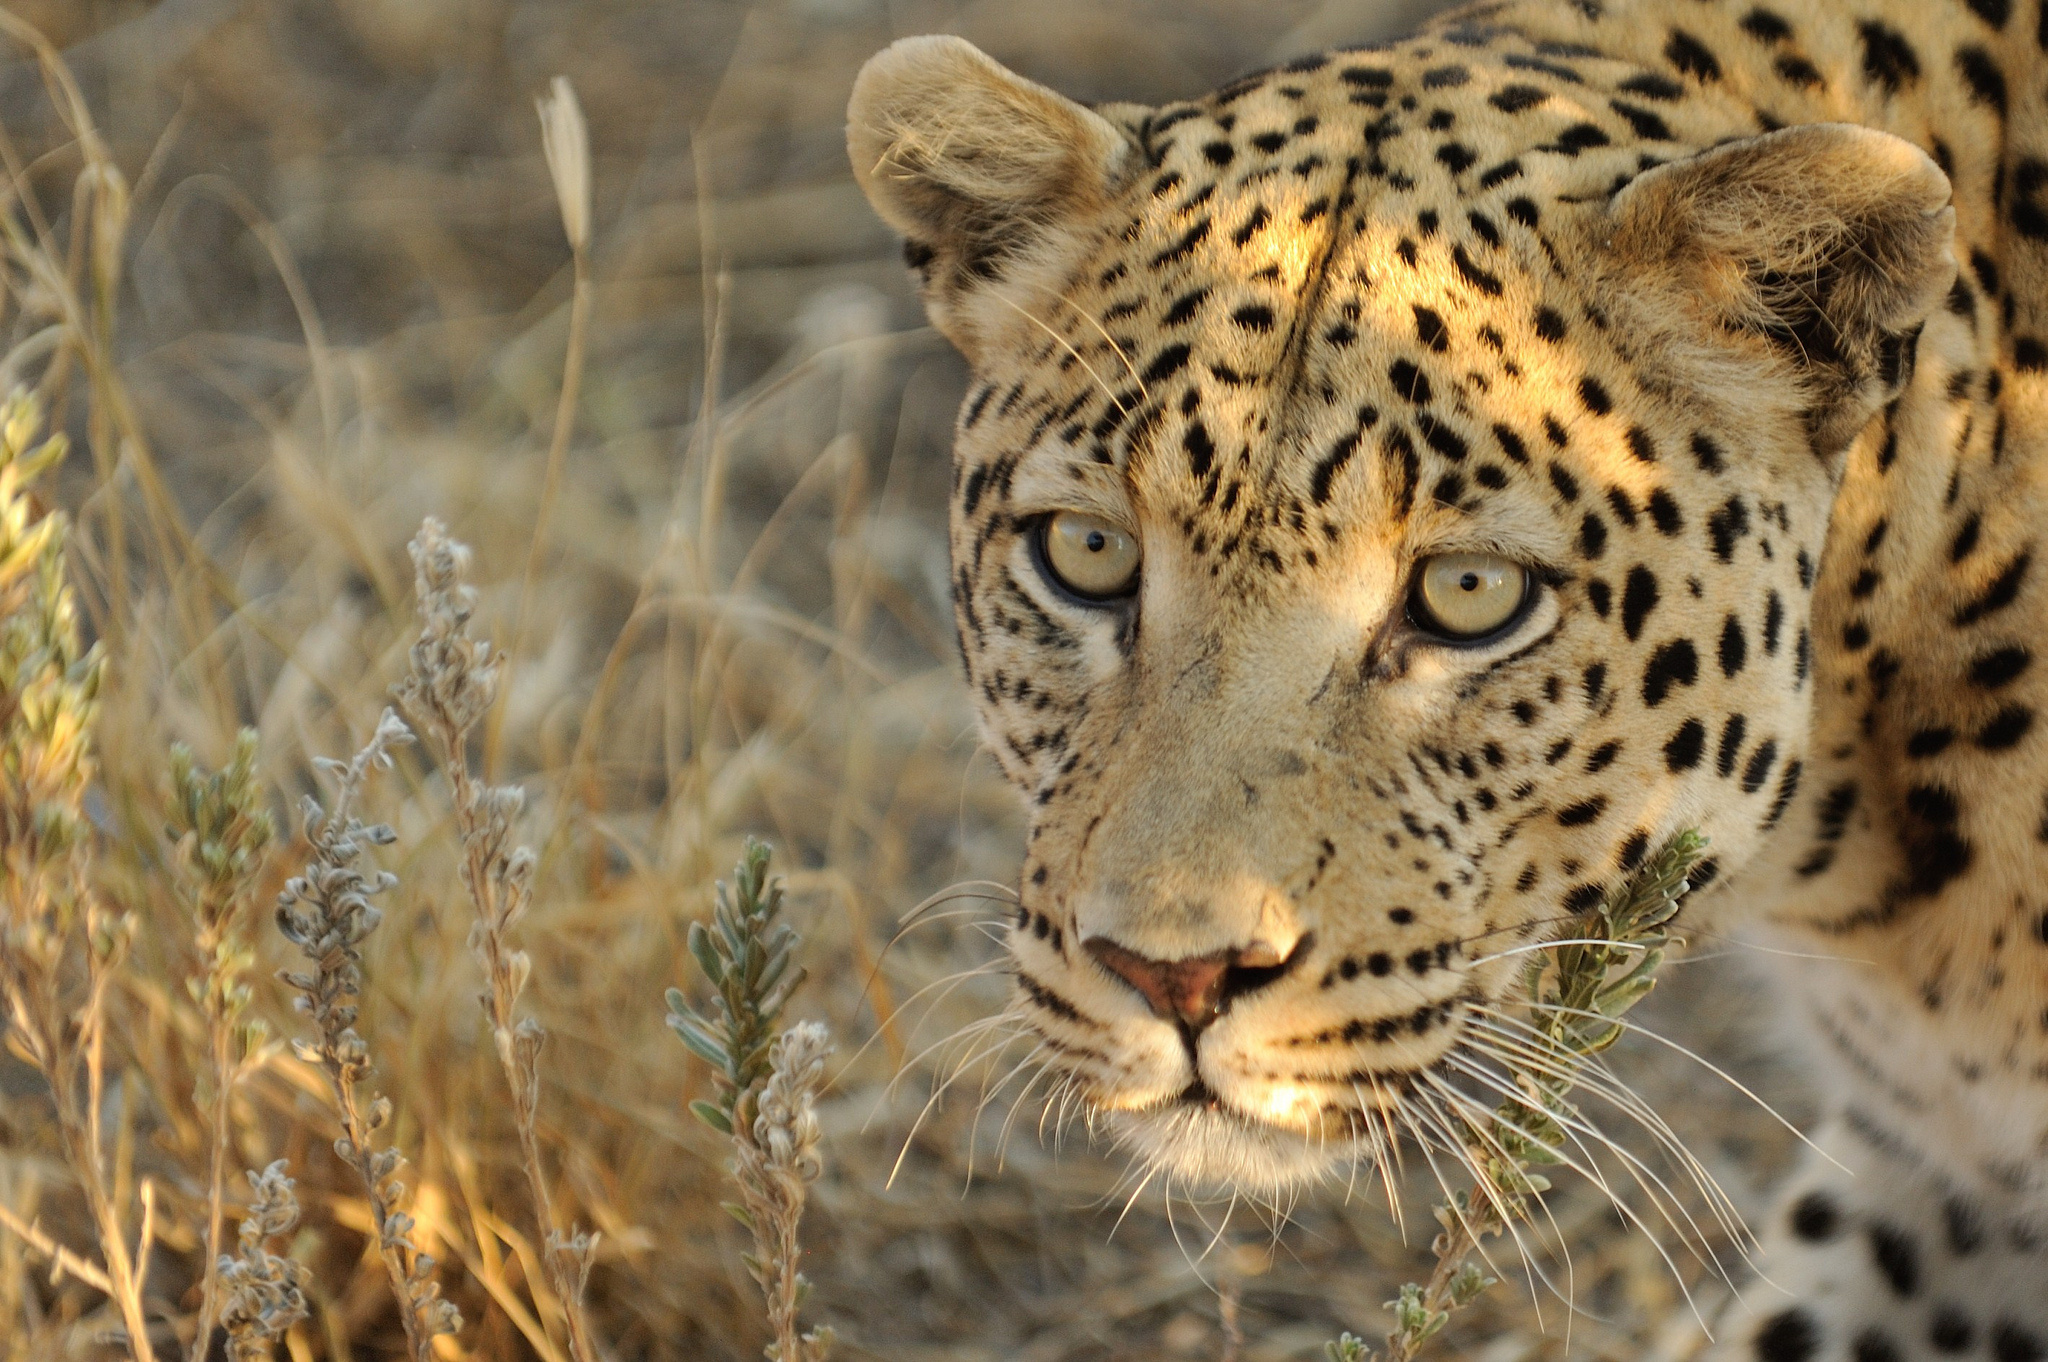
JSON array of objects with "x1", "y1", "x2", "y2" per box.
[{"x1": 848, "y1": 3, "x2": 2048, "y2": 1356}]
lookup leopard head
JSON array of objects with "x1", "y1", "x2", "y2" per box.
[{"x1": 847, "y1": 33, "x2": 1954, "y2": 1192}]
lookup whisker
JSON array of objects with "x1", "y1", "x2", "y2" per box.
[{"x1": 1473, "y1": 1002, "x2": 1844, "y2": 1173}]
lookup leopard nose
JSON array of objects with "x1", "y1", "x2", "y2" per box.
[{"x1": 1085, "y1": 933, "x2": 1314, "y2": 1031}]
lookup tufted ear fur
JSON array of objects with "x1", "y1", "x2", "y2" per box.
[
  {"x1": 848, "y1": 36, "x2": 1141, "y2": 359},
  {"x1": 1604, "y1": 123, "x2": 1956, "y2": 455}
]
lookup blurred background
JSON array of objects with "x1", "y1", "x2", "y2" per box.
[{"x1": 0, "y1": 1, "x2": 1814, "y2": 1357}]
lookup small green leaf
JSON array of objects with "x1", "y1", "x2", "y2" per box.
[{"x1": 688, "y1": 1099, "x2": 732, "y2": 1134}]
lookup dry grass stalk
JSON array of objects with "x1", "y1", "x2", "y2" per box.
[
  {"x1": 164, "y1": 730, "x2": 275, "y2": 1360},
  {"x1": 494, "y1": 74, "x2": 595, "y2": 776},
  {"x1": 213, "y1": 1161, "x2": 311, "y2": 1361},
  {"x1": 393, "y1": 516, "x2": 600, "y2": 1362},
  {"x1": 0, "y1": 388, "x2": 157, "y2": 1362},
  {"x1": 274, "y1": 709, "x2": 461, "y2": 1360},
  {"x1": 668, "y1": 842, "x2": 835, "y2": 1361}
]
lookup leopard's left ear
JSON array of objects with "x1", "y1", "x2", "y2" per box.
[
  {"x1": 1604, "y1": 122, "x2": 1956, "y2": 455},
  {"x1": 848, "y1": 36, "x2": 1142, "y2": 360}
]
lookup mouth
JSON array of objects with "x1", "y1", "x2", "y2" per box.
[{"x1": 1108, "y1": 1080, "x2": 1386, "y2": 1194}]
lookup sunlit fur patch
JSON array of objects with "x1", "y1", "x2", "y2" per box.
[{"x1": 1107, "y1": 1098, "x2": 1383, "y2": 1198}]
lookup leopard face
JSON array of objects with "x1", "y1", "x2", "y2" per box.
[{"x1": 848, "y1": 30, "x2": 1952, "y2": 1192}]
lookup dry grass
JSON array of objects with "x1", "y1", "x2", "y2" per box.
[{"x1": 0, "y1": 2, "x2": 1821, "y2": 1358}]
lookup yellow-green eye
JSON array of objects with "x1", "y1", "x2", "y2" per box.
[
  {"x1": 1411, "y1": 553, "x2": 1531, "y2": 640},
  {"x1": 1040, "y1": 511, "x2": 1140, "y2": 600}
]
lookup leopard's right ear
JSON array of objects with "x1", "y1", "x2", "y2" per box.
[{"x1": 848, "y1": 36, "x2": 1142, "y2": 360}]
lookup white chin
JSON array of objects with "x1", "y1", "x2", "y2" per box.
[{"x1": 1109, "y1": 1103, "x2": 1364, "y2": 1196}]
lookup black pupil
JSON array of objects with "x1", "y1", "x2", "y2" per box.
[
  {"x1": 1459, "y1": 572, "x2": 1480, "y2": 592},
  {"x1": 1086, "y1": 530, "x2": 1107, "y2": 553}
]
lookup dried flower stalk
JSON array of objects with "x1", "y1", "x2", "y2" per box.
[
  {"x1": 393, "y1": 517, "x2": 598, "y2": 1362},
  {"x1": 275, "y1": 709, "x2": 460, "y2": 1359},
  {"x1": 166, "y1": 729, "x2": 276, "y2": 1360},
  {"x1": 0, "y1": 388, "x2": 158, "y2": 1362},
  {"x1": 214, "y1": 1161, "x2": 311, "y2": 1361},
  {"x1": 669, "y1": 842, "x2": 835, "y2": 1361}
]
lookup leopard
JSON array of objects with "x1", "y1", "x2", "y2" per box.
[{"x1": 844, "y1": 0, "x2": 2048, "y2": 1357}]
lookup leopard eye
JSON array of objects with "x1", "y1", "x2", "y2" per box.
[
  {"x1": 1040, "y1": 511, "x2": 1140, "y2": 601},
  {"x1": 1411, "y1": 553, "x2": 1531, "y2": 641}
]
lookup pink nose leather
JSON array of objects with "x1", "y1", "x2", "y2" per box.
[{"x1": 1085, "y1": 940, "x2": 1238, "y2": 1029}]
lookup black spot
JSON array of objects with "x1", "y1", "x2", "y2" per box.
[
  {"x1": 1390, "y1": 359, "x2": 1433, "y2": 405},
  {"x1": 1152, "y1": 218, "x2": 1212, "y2": 267},
  {"x1": 1579, "y1": 514, "x2": 1608, "y2": 560},
  {"x1": 1342, "y1": 66, "x2": 1396, "y2": 88},
  {"x1": 1867, "y1": 1222, "x2": 1921, "y2": 1297},
  {"x1": 1775, "y1": 54, "x2": 1825, "y2": 87},
  {"x1": 1691, "y1": 432, "x2": 1726, "y2": 473},
  {"x1": 1250, "y1": 129, "x2": 1288, "y2": 153},
  {"x1": 1931, "y1": 1308, "x2": 1974, "y2": 1354},
  {"x1": 1587, "y1": 739, "x2": 1622, "y2": 771},
  {"x1": 1310, "y1": 431, "x2": 1360, "y2": 506},
  {"x1": 1956, "y1": 46, "x2": 2008, "y2": 114},
  {"x1": 1626, "y1": 426, "x2": 1659, "y2": 465},
  {"x1": 1437, "y1": 142, "x2": 1479, "y2": 175},
  {"x1": 1548, "y1": 122, "x2": 1611, "y2": 154},
  {"x1": 1491, "y1": 84, "x2": 1549, "y2": 112},
  {"x1": 1993, "y1": 1322, "x2": 2045, "y2": 1362},
  {"x1": 1718, "y1": 716, "x2": 1748, "y2": 777},
  {"x1": 1967, "y1": 0, "x2": 2011, "y2": 27},
  {"x1": 1494, "y1": 425, "x2": 1530, "y2": 464},
  {"x1": 1665, "y1": 719, "x2": 1706, "y2": 771},
  {"x1": 1142, "y1": 343, "x2": 1193, "y2": 383},
  {"x1": 1203, "y1": 140, "x2": 1236, "y2": 166},
  {"x1": 1233, "y1": 303, "x2": 1276, "y2": 333},
  {"x1": 1587, "y1": 578, "x2": 1612, "y2": 617},
  {"x1": 1618, "y1": 829, "x2": 1651, "y2": 869},
  {"x1": 1606, "y1": 487, "x2": 1638, "y2": 528},
  {"x1": 1754, "y1": 1308, "x2": 1820, "y2": 1362},
  {"x1": 1582, "y1": 663, "x2": 1607, "y2": 703},
  {"x1": 1741, "y1": 739, "x2": 1779, "y2": 793},
  {"x1": 1610, "y1": 99, "x2": 1673, "y2": 140},
  {"x1": 1619, "y1": 71, "x2": 1684, "y2": 99},
  {"x1": 1413, "y1": 306, "x2": 1450, "y2": 352},
  {"x1": 1475, "y1": 464, "x2": 1509, "y2": 490},
  {"x1": 1431, "y1": 472, "x2": 1466, "y2": 506},
  {"x1": 1534, "y1": 306, "x2": 1567, "y2": 341},
  {"x1": 1422, "y1": 65, "x2": 1471, "y2": 89},
  {"x1": 1907, "y1": 727, "x2": 1955, "y2": 757},
  {"x1": 1648, "y1": 490, "x2": 1683, "y2": 535},
  {"x1": 1452, "y1": 244, "x2": 1503, "y2": 295},
  {"x1": 1665, "y1": 30, "x2": 1723, "y2": 81},
  {"x1": 1719, "y1": 615, "x2": 1747, "y2": 677},
  {"x1": 1558, "y1": 797, "x2": 1608, "y2": 827},
  {"x1": 1790, "y1": 1191, "x2": 1840, "y2": 1241},
  {"x1": 1642, "y1": 640, "x2": 1699, "y2": 707},
  {"x1": 2017, "y1": 337, "x2": 2048, "y2": 371},
  {"x1": 1549, "y1": 464, "x2": 1580, "y2": 501},
  {"x1": 1978, "y1": 705, "x2": 2035, "y2": 750},
  {"x1": 1954, "y1": 551, "x2": 2032, "y2": 625},
  {"x1": 1505, "y1": 196, "x2": 1540, "y2": 227},
  {"x1": 1564, "y1": 884, "x2": 1604, "y2": 912},
  {"x1": 1622, "y1": 566, "x2": 1660, "y2": 641},
  {"x1": 1858, "y1": 21, "x2": 1922, "y2": 93},
  {"x1": 1854, "y1": 1332, "x2": 1904, "y2": 1362},
  {"x1": 1578, "y1": 376, "x2": 1613, "y2": 415},
  {"x1": 1763, "y1": 591, "x2": 1785, "y2": 654},
  {"x1": 1971, "y1": 646, "x2": 2031, "y2": 688},
  {"x1": 1182, "y1": 425, "x2": 1221, "y2": 485}
]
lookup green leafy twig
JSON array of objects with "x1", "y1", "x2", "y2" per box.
[
  {"x1": 1340, "y1": 830, "x2": 1707, "y2": 1362},
  {"x1": 667, "y1": 841, "x2": 835, "y2": 1362},
  {"x1": 667, "y1": 839, "x2": 808, "y2": 1137}
]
